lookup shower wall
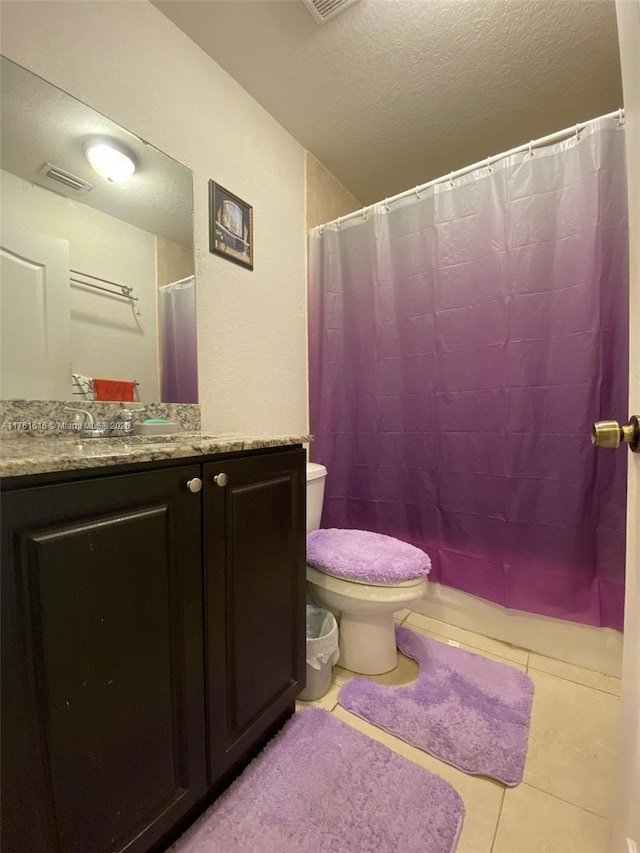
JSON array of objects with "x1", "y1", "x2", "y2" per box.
[{"x1": 305, "y1": 152, "x2": 362, "y2": 231}]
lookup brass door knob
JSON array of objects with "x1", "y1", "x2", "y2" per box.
[
  {"x1": 591, "y1": 415, "x2": 639, "y2": 452},
  {"x1": 186, "y1": 478, "x2": 203, "y2": 493},
  {"x1": 213, "y1": 473, "x2": 228, "y2": 487}
]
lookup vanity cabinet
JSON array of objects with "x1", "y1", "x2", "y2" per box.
[
  {"x1": 1, "y1": 446, "x2": 306, "y2": 853},
  {"x1": 204, "y1": 452, "x2": 305, "y2": 782},
  {"x1": 1, "y1": 465, "x2": 208, "y2": 853}
]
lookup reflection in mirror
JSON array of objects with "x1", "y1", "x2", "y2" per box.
[{"x1": 0, "y1": 57, "x2": 198, "y2": 404}]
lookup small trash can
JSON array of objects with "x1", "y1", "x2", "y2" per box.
[{"x1": 298, "y1": 605, "x2": 340, "y2": 701}]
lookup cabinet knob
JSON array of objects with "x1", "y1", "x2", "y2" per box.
[
  {"x1": 213, "y1": 473, "x2": 228, "y2": 487},
  {"x1": 186, "y1": 478, "x2": 203, "y2": 493}
]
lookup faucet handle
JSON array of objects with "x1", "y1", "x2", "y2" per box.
[
  {"x1": 64, "y1": 406, "x2": 95, "y2": 427},
  {"x1": 63, "y1": 407, "x2": 104, "y2": 438},
  {"x1": 103, "y1": 405, "x2": 148, "y2": 436},
  {"x1": 114, "y1": 405, "x2": 146, "y2": 418}
]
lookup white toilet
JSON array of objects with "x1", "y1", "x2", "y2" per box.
[{"x1": 306, "y1": 462, "x2": 428, "y2": 675}]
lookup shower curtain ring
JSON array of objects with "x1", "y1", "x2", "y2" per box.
[
  {"x1": 449, "y1": 172, "x2": 454, "y2": 186},
  {"x1": 486, "y1": 156, "x2": 493, "y2": 173},
  {"x1": 384, "y1": 198, "x2": 390, "y2": 212},
  {"x1": 415, "y1": 186, "x2": 421, "y2": 199},
  {"x1": 337, "y1": 217, "x2": 342, "y2": 230},
  {"x1": 528, "y1": 141, "x2": 534, "y2": 158},
  {"x1": 618, "y1": 108, "x2": 625, "y2": 126},
  {"x1": 575, "y1": 123, "x2": 581, "y2": 140},
  {"x1": 362, "y1": 206, "x2": 368, "y2": 220}
]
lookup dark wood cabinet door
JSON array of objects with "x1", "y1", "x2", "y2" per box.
[
  {"x1": 204, "y1": 449, "x2": 305, "y2": 781},
  {"x1": 1, "y1": 466, "x2": 207, "y2": 853}
]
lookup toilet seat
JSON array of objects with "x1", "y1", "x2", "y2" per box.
[
  {"x1": 306, "y1": 563, "x2": 425, "y2": 589},
  {"x1": 306, "y1": 565, "x2": 427, "y2": 609}
]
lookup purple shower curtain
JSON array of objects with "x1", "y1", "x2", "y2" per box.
[
  {"x1": 309, "y1": 117, "x2": 628, "y2": 630},
  {"x1": 160, "y1": 277, "x2": 198, "y2": 404}
]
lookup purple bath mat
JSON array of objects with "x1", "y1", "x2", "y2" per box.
[
  {"x1": 170, "y1": 708, "x2": 464, "y2": 853},
  {"x1": 339, "y1": 627, "x2": 534, "y2": 786}
]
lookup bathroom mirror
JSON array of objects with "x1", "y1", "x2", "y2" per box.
[{"x1": 0, "y1": 56, "x2": 198, "y2": 404}]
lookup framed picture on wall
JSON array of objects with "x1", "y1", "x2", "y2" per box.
[{"x1": 208, "y1": 180, "x2": 253, "y2": 270}]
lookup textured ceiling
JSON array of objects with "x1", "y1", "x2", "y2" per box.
[
  {"x1": 153, "y1": 0, "x2": 622, "y2": 206},
  {"x1": 0, "y1": 57, "x2": 193, "y2": 246}
]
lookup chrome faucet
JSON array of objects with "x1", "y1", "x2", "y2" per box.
[
  {"x1": 101, "y1": 408, "x2": 132, "y2": 437},
  {"x1": 64, "y1": 406, "x2": 145, "y2": 438},
  {"x1": 103, "y1": 407, "x2": 146, "y2": 437}
]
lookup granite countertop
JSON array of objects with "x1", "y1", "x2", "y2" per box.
[{"x1": 0, "y1": 432, "x2": 311, "y2": 478}]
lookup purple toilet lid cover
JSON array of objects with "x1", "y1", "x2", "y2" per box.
[{"x1": 307, "y1": 528, "x2": 431, "y2": 584}]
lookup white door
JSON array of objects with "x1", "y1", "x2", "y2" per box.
[
  {"x1": 0, "y1": 225, "x2": 71, "y2": 399},
  {"x1": 613, "y1": 2, "x2": 640, "y2": 851}
]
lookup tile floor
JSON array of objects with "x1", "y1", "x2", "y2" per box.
[{"x1": 296, "y1": 610, "x2": 620, "y2": 853}]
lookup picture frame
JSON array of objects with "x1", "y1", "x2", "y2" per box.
[{"x1": 208, "y1": 180, "x2": 254, "y2": 270}]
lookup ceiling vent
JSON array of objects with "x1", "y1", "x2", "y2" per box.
[
  {"x1": 300, "y1": 0, "x2": 359, "y2": 25},
  {"x1": 38, "y1": 162, "x2": 94, "y2": 195}
]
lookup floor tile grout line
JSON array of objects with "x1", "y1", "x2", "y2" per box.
[
  {"x1": 406, "y1": 612, "x2": 620, "y2": 675},
  {"x1": 322, "y1": 698, "x2": 613, "y2": 828},
  {"x1": 333, "y1": 692, "x2": 615, "y2": 812},
  {"x1": 520, "y1": 779, "x2": 612, "y2": 821},
  {"x1": 409, "y1": 616, "x2": 618, "y2": 677},
  {"x1": 332, "y1": 696, "x2": 613, "y2": 825},
  {"x1": 489, "y1": 788, "x2": 506, "y2": 853},
  {"x1": 406, "y1": 626, "x2": 528, "y2": 668},
  {"x1": 407, "y1": 616, "x2": 530, "y2": 654},
  {"x1": 331, "y1": 689, "x2": 614, "y2": 834},
  {"x1": 404, "y1": 618, "x2": 529, "y2": 658},
  {"x1": 335, "y1": 625, "x2": 616, "y2": 776},
  {"x1": 405, "y1": 619, "x2": 618, "y2": 692},
  {"x1": 333, "y1": 703, "x2": 516, "y2": 811},
  {"x1": 526, "y1": 665, "x2": 621, "y2": 696}
]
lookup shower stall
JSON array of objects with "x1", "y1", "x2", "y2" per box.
[{"x1": 308, "y1": 112, "x2": 629, "y2": 675}]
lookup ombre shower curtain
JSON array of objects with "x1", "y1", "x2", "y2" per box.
[
  {"x1": 160, "y1": 276, "x2": 198, "y2": 403},
  {"x1": 309, "y1": 117, "x2": 628, "y2": 630}
]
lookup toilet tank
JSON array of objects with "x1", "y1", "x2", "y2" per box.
[{"x1": 306, "y1": 463, "x2": 327, "y2": 533}]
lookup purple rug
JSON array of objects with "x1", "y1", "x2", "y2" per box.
[
  {"x1": 169, "y1": 708, "x2": 464, "y2": 853},
  {"x1": 339, "y1": 627, "x2": 534, "y2": 786}
]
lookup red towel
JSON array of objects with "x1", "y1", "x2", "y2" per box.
[{"x1": 93, "y1": 379, "x2": 135, "y2": 402}]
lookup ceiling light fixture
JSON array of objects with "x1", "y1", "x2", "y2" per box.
[{"x1": 84, "y1": 137, "x2": 136, "y2": 183}]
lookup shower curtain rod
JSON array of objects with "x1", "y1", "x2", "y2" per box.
[
  {"x1": 318, "y1": 108, "x2": 625, "y2": 231},
  {"x1": 160, "y1": 275, "x2": 195, "y2": 289}
]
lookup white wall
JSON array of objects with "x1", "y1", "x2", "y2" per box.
[
  {"x1": 0, "y1": 0, "x2": 308, "y2": 435},
  {"x1": 305, "y1": 152, "x2": 362, "y2": 231},
  {"x1": 2, "y1": 169, "x2": 159, "y2": 401}
]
